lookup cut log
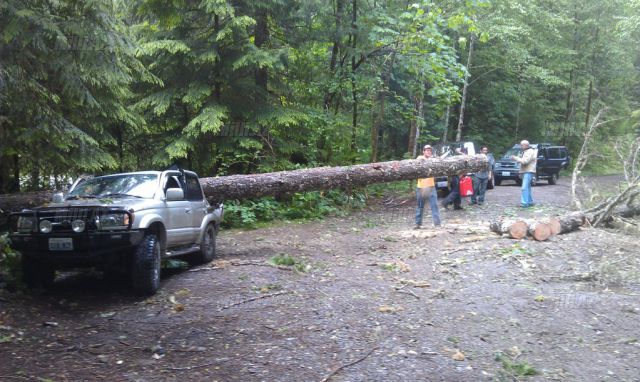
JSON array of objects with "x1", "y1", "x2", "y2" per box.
[
  {"x1": 508, "y1": 221, "x2": 529, "y2": 239},
  {"x1": 0, "y1": 156, "x2": 488, "y2": 215},
  {"x1": 546, "y1": 218, "x2": 562, "y2": 236},
  {"x1": 490, "y1": 219, "x2": 528, "y2": 239},
  {"x1": 527, "y1": 222, "x2": 551, "y2": 241}
]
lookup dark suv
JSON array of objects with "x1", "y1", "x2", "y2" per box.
[{"x1": 493, "y1": 143, "x2": 570, "y2": 185}]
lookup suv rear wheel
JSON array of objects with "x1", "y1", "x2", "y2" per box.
[
  {"x1": 192, "y1": 223, "x2": 217, "y2": 264},
  {"x1": 548, "y1": 173, "x2": 558, "y2": 185},
  {"x1": 131, "y1": 234, "x2": 161, "y2": 295}
]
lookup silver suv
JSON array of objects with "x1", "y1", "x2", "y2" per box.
[{"x1": 8, "y1": 169, "x2": 223, "y2": 295}]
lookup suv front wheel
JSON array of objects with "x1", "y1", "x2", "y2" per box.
[
  {"x1": 131, "y1": 234, "x2": 161, "y2": 295},
  {"x1": 548, "y1": 173, "x2": 558, "y2": 185},
  {"x1": 23, "y1": 258, "x2": 55, "y2": 288}
]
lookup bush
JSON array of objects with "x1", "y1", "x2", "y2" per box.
[
  {"x1": 0, "y1": 234, "x2": 22, "y2": 289},
  {"x1": 221, "y1": 181, "x2": 411, "y2": 229}
]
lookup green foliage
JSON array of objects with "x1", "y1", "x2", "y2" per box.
[
  {"x1": 221, "y1": 183, "x2": 392, "y2": 229},
  {"x1": 1, "y1": 0, "x2": 638, "y2": 194},
  {"x1": 495, "y1": 351, "x2": 539, "y2": 377},
  {"x1": 0, "y1": 234, "x2": 21, "y2": 288},
  {"x1": 268, "y1": 253, "x2": 309, "y2": 273},
  {"x1": 268, "y1": 253, "x2": 297, "y2": 267},
  {"x1": 0, "y1": 0, "x2": 151, "y2": 187}
]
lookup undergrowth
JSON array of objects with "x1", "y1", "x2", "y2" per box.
[
  {"x1": 0, "y1": 234, "x2": 21, "y2": 289},
  {"x1": 222, "y1": 181, "x2": 410, "y2": 228}
]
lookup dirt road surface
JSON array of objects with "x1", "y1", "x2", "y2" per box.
[{"x1": 1, "y1": 176, "x2": 639, "y2": 381}]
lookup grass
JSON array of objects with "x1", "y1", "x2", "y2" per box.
[
  {"x1": 268, "y1": 253, "x2": 310, "y2": 273},
  {"x1": 495, "y1": 351, "x2": 539, "y2": 377}
]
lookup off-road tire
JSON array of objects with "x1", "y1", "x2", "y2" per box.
[
  {"x1": 192, "y1": 223, "x2": 217, "y2": 264},
  {"x1": 548, "y1": 173, "x2": 558, "y2": 185},
  {"x1": 131, "y1": 234, "x2": 161, "y2": 296},
  {"x1": 22, "y1": 257, "x2": 55, "y2": 288},
  {"x1": 487, "y1": 176, "x2": 495, "y2": 190},
  {"x1": 495, "y1": 178, "x2": 502, "y2": 186}
]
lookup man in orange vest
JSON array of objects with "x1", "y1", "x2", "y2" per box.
[{"x1": 414, "y1": 145, "x2": 442, "y2": 229}]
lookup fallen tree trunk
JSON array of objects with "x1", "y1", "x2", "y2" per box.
[
  {"x1": 200, "y1": 155, "x2": 488, "y2": 203},
  {"x1": 0, "y1": 191, "x2": 54, "y2": 215},
  {"x1": 0, "y1": 156, "x2": 488, "y2": 214}
]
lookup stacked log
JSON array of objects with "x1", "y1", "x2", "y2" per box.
[{"x1": 490, "y1": 213, "x2": 586, "y2": 241}]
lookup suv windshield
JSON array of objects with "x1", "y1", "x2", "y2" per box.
[
  {"x1": 502, "y1": 148, "x2": 521, "y2": 158},
  {"x1": 67, "y1": 174, "x2": 158, "y2": 199}
]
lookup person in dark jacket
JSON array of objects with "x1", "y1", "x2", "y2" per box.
[
  {"x1": 470, "y1": 145, "x2": 495, "y2": 205},
  {"x1": 441, "y1": 170, "x2": 464, "y2": 210}
]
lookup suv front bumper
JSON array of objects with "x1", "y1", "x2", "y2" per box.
[
  {"x1": 9, "y1": 230, "x2": 145, "y2": 267},
  {"x1": 494, "y1": 169, "x2": 520, "y2": 181}
]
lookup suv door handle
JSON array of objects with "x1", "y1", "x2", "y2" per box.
[{"x1": 185, "y1": 208, "x2": 192, "y2": 214}]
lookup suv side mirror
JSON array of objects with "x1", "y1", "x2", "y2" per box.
[
  {"x1": 166, "y1": 188, "x2": 184, "y2": 201},
  {"x1": 52, "y1": 192, "x2": 65, "y2": 203}
]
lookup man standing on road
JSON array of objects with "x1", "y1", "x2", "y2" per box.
[
  {"x1": 414, "y1": 145, "x2": 441, "y2": 229},
  {"x1": 511, "y1": 140, "x2": 537, "y2": 208},
  {"x1": 471, "y1": 145, "x2": 495, "y2": 205}
]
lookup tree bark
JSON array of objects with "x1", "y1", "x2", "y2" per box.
[
  {"x1": 441, "y1": 105, "x2": 450, "y2": 143},
  {"x1": 349, "y1": 0, "x2": 359, "y2": 160},
  {"x1": 455, "y1": 34, "x2": 475, "y2": 142},
  {"x1": 371, "y1": 48, "x2": 397, "y2": 162},
  {"x1": 323, "y1": 0, "x2": 344, "y2": 110},
  {"x1": 408, "y1": 96, "x2": 423, "y2": 157},
  {"x1": 200, "y1": 155, "x2": 488, "y2": 203},
  {"x1": 254, "y1": 8, "x2": 269, "y2": 105}
]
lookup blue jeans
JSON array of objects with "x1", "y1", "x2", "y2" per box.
[
  {"x1": 471, "y1": 176, "x2": 488, "y2": 204},
  {"x1": 521, "y1": 172, "x2": 534, "y2": 207},
  {"x1": 416, "y1": 188, "x2": 441, "y2": 226}
]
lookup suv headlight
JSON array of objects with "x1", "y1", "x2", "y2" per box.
[
  {"x1": 95, "y1": 212, "x2": 131, "y2": 230},
  {"x1": 72, "y1": 219, "x2": 86, "y2": 233},
  {"x1": 17, "y1": 216, "x2": 36, "y2": 233},
  {"x1": 39, "y1": 220, "x2": 53, "y2": 233}
]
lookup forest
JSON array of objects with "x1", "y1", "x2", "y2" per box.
[{"x1": 1, "y1": 0, "x2": 639, "y2": 194}]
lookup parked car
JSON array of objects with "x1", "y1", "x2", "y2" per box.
[
  {"x1": 431, "y1": 141, "x2": 494, "y2": 193},
  {"x1": 8, "y1": 169, "x2": 224, "y2": 295},
  {"x1": 493, "y1": 143, "x2": 570, "y2": 185}
]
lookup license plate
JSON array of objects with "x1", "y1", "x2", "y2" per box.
[
  {"x1": 501, "y1": 172, "x2": 510, "y2": 177},
  {"x1": 437, "y1": 181, "x2": 448, "y2": 188},
  {"x1": 49, "y1": 238, "x2": 73, "y2": 251}
]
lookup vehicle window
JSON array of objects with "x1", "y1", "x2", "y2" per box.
[
  {"x1": 502, "y1": 148, "x2": 521, "y2": 158},
  {"x1": 185, "y1": 174, "x2": 204, "y2": 201},
  {"x1": 547, "y1": 148, "x2": 565, "y2": 159},
  {"x1": 67, "y1": 174, "x2": 158, "y2": 199},
  {"x1": 164, "y1": 176, "x2": 181, "y2": 191}
]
